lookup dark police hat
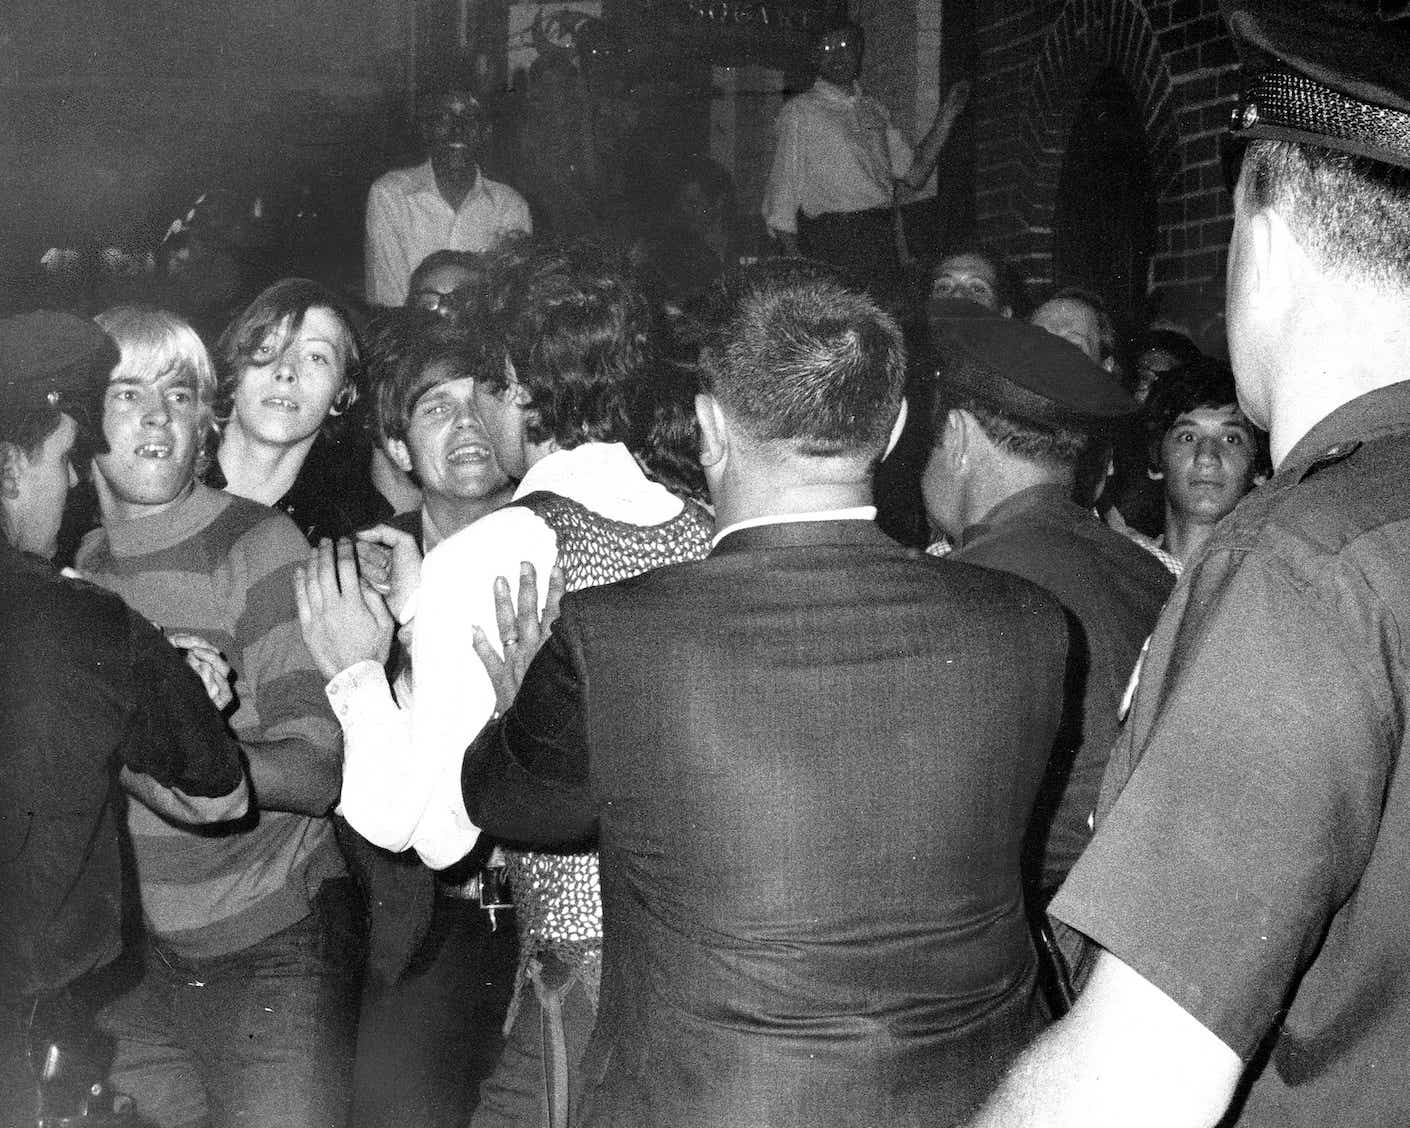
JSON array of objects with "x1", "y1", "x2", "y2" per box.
[
  {"x1": 934, "y1": 312, "x2": 1139, "y2": 432},
  {"x1": 1222, "y1": 0, "x2": 1410, "y2": 171},
  {"x1": 0, "y1": 312, "x2": 116, "y2": 426}
]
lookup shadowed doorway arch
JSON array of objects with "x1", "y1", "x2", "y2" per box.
[{"x1": 1053, "y1": 68, "x2": 1156, "y2": 328}]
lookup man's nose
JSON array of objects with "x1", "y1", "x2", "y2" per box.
[{"x1": 1194, "y1": 437, "x2": 1221, "y2": 462}]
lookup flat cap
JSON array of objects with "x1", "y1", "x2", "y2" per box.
[
  {"x1": 934, "y1": 312, "x2": 1138, "y2": 432},
  {"x1": 1222, "y1": 0, "x2": 1410, "y2": 170},
  {"x1": 0, "y1": 312, "x2": 115, "y2": 421}
]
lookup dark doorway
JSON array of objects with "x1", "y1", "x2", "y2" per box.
[{"x1": 1053, "y1": 69, "x2": 1155, "y2": 328}]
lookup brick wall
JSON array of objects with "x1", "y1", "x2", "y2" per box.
[{"x1": 973, "y1": 0, "x2": 1239, "y2": 332}]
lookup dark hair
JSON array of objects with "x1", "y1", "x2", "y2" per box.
[
  {"x1": 1243, "y1": 139, "x2": 1410, "y2": 290},
  {"x1": 1134, "y1": 328, "x2": 1202, "y2": 370},
  {"x1": 374, "y1": 326, "x2": 487, "y2": 447},
  {"x1": 697, "y1": 258, "x2": 906, "y2": 457},
  {"x1": 631, "y1": 362, "x2": 708, "y2": 504},
  {"x1": 473, "y1": 238, "x2": 651, "y2": 450},
  {"x1": 214, "y1": 278, "x2": 364, "y2": 432},
  {"x1": 1144, "y1": 357, "x2": 1269, "y2": 476}
]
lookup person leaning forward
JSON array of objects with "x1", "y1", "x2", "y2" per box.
[
  {"x1": 462, "y1": 260, "x2": 1072, "y2": 1127},
  {"x1": 969, "y1": 3, "x2": 1410, "y2": 1126},
  {"x1": 0, "y1": 312, "x2": 247, "y2": 1127}
]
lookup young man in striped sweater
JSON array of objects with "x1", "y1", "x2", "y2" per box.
[{"x1": 78, "y1": 306, "x2": 357, "y2": 1128}]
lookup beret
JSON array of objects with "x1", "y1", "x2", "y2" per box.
[
  {"x1": 0, "y1": 312, "x2": 115, "y2": 422},
  {"x1": 1222, "y1": 0, "x2": 1410, "y2": 170},
  {"x1": 934, "y1": 312, "x2": 1138, "y2": 432}
]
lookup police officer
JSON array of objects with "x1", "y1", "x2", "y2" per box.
[
  {"x1": 969, "y1": 3, "x2": 1410, "y2": 1125},
  {"x1": 921, "y1": 312, "x2": 1174, "y2": 911},
  {"x1": 0, "y1": 313, "x2": 248, "y2": 1126}
]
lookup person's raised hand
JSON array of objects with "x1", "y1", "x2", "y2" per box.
[
  {"x1": 295, "y1": 537, "x2": 395, "y2": 682},
  {"x1": 472, "y1": 561, "x2": 566, "y2": 714}
]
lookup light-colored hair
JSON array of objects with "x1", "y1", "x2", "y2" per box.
[{"x1": 93, "y1": 306, "x2": 218, "y2": 431}]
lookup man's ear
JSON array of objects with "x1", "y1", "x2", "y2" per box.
[
  {"x1": 942, "y1": 408, "x2": 971, "y2": 467},
  {"x1": 1, "y1": 442, "x2": 24, "y2": 501},
  {"x1": 695, "y1": 393, "x2": 728, "y2": 469},
  {"x1": 384, "y1": 438, "x2": 414, "y2": 475},
  {"x1": 882, "y1": 398, "x2": 908, "y2": 461}
]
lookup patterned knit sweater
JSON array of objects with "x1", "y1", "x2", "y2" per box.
[
  {"x1": 504, "y1": 491, "x2": 713, "y2": 979},
  {"x1": 77, "y1": 484, "x2": 345, "y2": 959}
]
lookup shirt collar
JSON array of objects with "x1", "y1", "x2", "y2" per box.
[
  {"x1": 1277, "y1": 379, "x2": 1410, "y2": 484},
  {"x1": 712, "y1": 506, "x2": 876, "y2": 548},
  {"x1": 512, "y1": 442, "x2": 682, "y2": 525}
]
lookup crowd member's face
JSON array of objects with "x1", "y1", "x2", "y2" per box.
[
  {"x1": 390, "y1": 368, "x2": 509, "y2": 504},
  {"x1": 95, "y1": 364, "x2": 204, "y2": 522},
  {"x1": 409, "y1": 264, "x2": 477, "y2": 319},
  {"x1": 813, "y1": 27, "x2": 863, "y2": 87},
  {"x1": 1031, "y1": 298, "x2": 1103, "y2": 365},
  {"x1": 419, "y1": 91, "x2": 484, "y2": 177},
  {"x1": 472, "y1": 357, "x2": 534, "y2": 479},
  {"x1": 5, "y1": 413, "x2": 78, "y2": 558},
  {"x1": 231, "y1": 307, "x2": 347, "y2": 450},
  {"x1": 931, "y1": 254, "x2": 1006, "y2": 314},
  {"x1": 1159, "y1": 404, "x2": 1257, "y2": 524}
]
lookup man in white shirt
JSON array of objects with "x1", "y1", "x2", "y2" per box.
[
  {"x1": 364, "y1": 89, "x2": 532, "y2": 307},
  {"x1": 762, "y1": 20, "x2": 969, "y2": 297}
]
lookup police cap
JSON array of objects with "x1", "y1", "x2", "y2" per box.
[
  {"x1": 1223, "y1": 0, "x2": 1410, "y2": 171},
  {"x1": 934, "y1": 312, "x2": 1139, "y2": 432},
  {"x1": 0, "y1": 311, "x2": 116, "y2": 430}
]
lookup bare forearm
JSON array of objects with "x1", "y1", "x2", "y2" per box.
[{"x1": 968, "y1": 953, "x2": 1242, "y2": 1128}]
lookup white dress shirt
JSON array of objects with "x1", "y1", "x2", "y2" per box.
[
  {"x1": 332, "y1": 442, "x2": 683, "y2": 869},
  {"x1": 364, "y1": 160, "x2": 533, "y2": 306},
  {"x1": 761, "y1": 80, "x2": 912, "y2": 236}
]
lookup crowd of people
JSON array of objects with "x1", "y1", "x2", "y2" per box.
[{"x1": 3, "y1": 1, "x2": 1409, "y2": 1127}]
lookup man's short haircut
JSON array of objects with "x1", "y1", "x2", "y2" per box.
[
  {"x1": 1144, "y1": 356, "x2": 1269, "y2": 476},
  {"x1": 929, "y1": 384, "x2": 1089, "y2": 473},
  {"x1": 1243, "y1": 138, "x2": 1410, "y2": 291},
  {"x1": 697, "y1": 259, "x2": 906, "y2": 458},
  {"x1": 374, "y1": 327, "x2": 485, "y2": 447},
  {"x1": 473, "y1": 238, "x2": 651, "y2": 450},
  {"x1": 93, "y1": 306, "x2": 218, "y2": 434},
  {"x1": 214, "y1": 278, "x2": 364, "y2": 430}
]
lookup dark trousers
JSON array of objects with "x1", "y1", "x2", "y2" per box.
[
  {"x1": 351, "y1": 893, "x2": 518, "y2": 1128},
  {"x1": 797, "y1": 206, "x2": 902, "y2": 303},
  {"x1": 99, "y1": 880, "x2": 363, "y2": 1128}
]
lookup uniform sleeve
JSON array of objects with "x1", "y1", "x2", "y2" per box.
[
  {"x1": 461, "y1": 599, "x2": 595, "y2": 847},
  {"x1": 119, "y1": 609, "x2": 244, "y2": 796},
  {"x1": 762, "y1": 101, "x2": 805, "y2": 235},
  {"x1": 329, "y1": 660, "x2": 418, "y2": 850},
  {"x1": 365, "y1": 177, "x2": 410, "y2": 306},
  {"x1": 1050, "y1": 550, "x2": 1396, "y2": 1060}
]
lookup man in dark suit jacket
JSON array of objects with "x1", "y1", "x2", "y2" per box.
[{"x1": 463, "y1": 261, "x2": 1072, "y2": 1127}]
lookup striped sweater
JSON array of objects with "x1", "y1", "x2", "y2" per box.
[{"x1": 77, "y1": 483, "x2": 344, "y2": 958}]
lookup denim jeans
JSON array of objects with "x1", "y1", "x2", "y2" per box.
[
  {"x1": 468, "y1": 953, "x2": 599, "y2": 1128},
  {"x1": 100, "y1": 879, "x2": 363, "y2": 1128}
]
